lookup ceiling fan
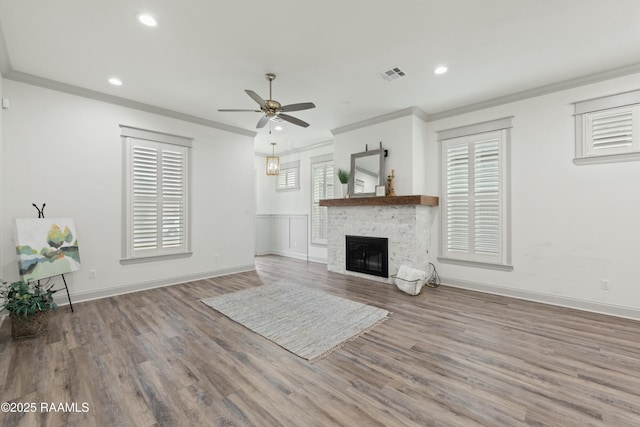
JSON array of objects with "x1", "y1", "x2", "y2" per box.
[{"x1": 218, "y1": 73, "x2": 315, "y2": 128}]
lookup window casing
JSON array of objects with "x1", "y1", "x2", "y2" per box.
[
  {"x1": 276, "y1": 161, "x2": 300, "y2": 191},
  {"x1": 311, "y1": 156, "x2": 334, "y2": 245},
  {"x1": 574, "y1": 89, "x2": 640, "y2": 164},
  {"x1": 439, "y1": 118, "x2": 511, "y2": 269},
  {"x1": 121, "y1": 126, "x2": 192, "y2": 261}
]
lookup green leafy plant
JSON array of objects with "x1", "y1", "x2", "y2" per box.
[
  {"x1": 337, "y1": 168, "x2": 350, "y2": 184},
  {"x1": 0, "y1": 280, "x2": 57, "y2": 319}
]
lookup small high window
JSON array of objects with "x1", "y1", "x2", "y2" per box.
[
  {"x1": 574, "y1": 89, "x2": 640, "y2": 164},
  {"x1": 276, "y1": 161, "x2": 300, "y2": 191}
]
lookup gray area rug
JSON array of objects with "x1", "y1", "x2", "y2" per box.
[{"x1": 201, "y1": 281, "x2": 389, "y2": 362}]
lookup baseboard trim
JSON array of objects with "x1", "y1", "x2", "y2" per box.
[
  {"x1": 441, "y1": 276, "x2": 640, "y2": 321},
  {"x1": 257, "y1": 251, "x2": 326, "y2": 264},
  {"x1": 270, "y1": 250, "x2": 308, "y2": 262},
  {"x1": 307, "y1": 256, "x2": 328, "y2": 265},
  {"x1": 53, "y1": 264, "x2": 255, "y2": 307},
  {"x1": 331, "y1": 106, "x2": 427, "y2": 135}
]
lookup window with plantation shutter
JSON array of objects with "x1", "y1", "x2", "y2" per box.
[
  {"x1": 121, "y1": 126, "x2": 192, "y2": 261},
  {"x1": 311, "y1": 156, "x2": 334, "y2": 245},
  {"x1": 574, "y1": 89, "x2": 640, "y2": 165},
  {"x1": 439, "y1": 119, "x2": 511, "y2": 269},
  {"x1": 587, "y1": 108, "x2": 634, "y2": 154},
  {"x1": 276, "y1": 161, "x2": 300, "y2": 191}
]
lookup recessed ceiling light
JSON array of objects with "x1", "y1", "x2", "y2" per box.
[
  {"x1": 434, "y1": 66, "x2": 448, "y2": 75},
  {"x1": 274, "y1": 125, "x2": 283, "y2": 131},
  {"x1": 108, "y1": 77, "x2": 123, "y2": 86},
  {"x1": 137, "y1": 13, "x2": 157, "y2": 27}
]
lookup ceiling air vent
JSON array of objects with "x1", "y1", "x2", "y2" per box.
[{"x1": 381, "y1": 67, "x2": 407, "y2": 81}]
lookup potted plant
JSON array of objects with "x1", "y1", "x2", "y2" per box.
[
  {"x1": 0, "y1": 279, "x2": 57, "y2": 339},
  {"x1": 337, "y1": 168, "x2": 350, "y2": 198}
]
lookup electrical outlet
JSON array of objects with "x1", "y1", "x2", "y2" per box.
[
  {"x1": 89, "y1": 270, "x2": 97, "y2": 279},
  {"x1": 213, "y1": 254, "x2": 219, "y2": 262},
  {"x1": 600, "y1": 279, "x2": 609, "y2": 290}
]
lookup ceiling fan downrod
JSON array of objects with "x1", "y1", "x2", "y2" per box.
[{"x1": 266, "y1": 73, "x2": 276, "y2": 101}]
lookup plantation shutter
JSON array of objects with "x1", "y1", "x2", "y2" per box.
[
  {"x1": 127, "y1": 137, "x2": 189, "y2": 258},
  {"x1": 442, "y1": 129, "x2": 507, "y2": 265},
  {"x1": 132, "y1": 145, "x2": 159, "y2": 251},
  {"x1": 585, "y1": 106, "x2": 637, "y2": 157},
  {"x1": 311, "y1": 160, "x2": 334, "y2": 244},
  {"x1": 445, "y1": 143, "x2": 469, "y2": 254},
  {"x1": 286, "y1": 170, "x2": 297, "y2": 187},
  {"x1": 276, "y1": 161, "x2": 300, "y2": 191},
  {"x1": 473, "y1": 137, "x2": 500, "y2": 257},
  {"x1": 276, "y1": 172, "x2": 287, "y2": 188},
  {"x1": 160, "y1": 147, "x2": 186, "y2": 249}
]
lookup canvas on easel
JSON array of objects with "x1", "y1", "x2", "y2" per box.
[{"x1": 15, "y1": 218, "x2": 81, "y2": 282}]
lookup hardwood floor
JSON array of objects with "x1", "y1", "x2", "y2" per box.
[{"x1": 1, "y1": 255, "x2": 640, "y2": 426}]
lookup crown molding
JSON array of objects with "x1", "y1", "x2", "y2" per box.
[
  {"x1": 255, "y1": 140, "x2": 333, "y2": 157},
  {"x1": 437, "y1": 116, "x2": 514, "y2": 141},
  {"x1": 573, "y1": 88, "x2": 640, "y2": 114},
  {"x1": 427, "y1": 62, "x2": 640, "y2": 122},
  {"x1": 331, "y1": 106, "x2": 428, "y2": 136},
  {"x1": 3, "y1": 69, "x2": 257, "y2": 138}
]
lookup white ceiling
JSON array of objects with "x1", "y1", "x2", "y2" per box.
[{"x1": 1, "y1": 0, "x2": 640, "y2": 154}]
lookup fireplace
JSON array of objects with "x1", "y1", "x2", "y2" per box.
[{"x1": 346, "y1": 235, "x2": 388, "y2": 278}]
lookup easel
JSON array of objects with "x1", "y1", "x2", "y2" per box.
[{"x1": 32, "y1": 203, "x2": 74, "y2": 312}]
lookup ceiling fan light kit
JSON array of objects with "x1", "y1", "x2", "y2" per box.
[{"x1": 219, "y1": 73, "x2": 316, "y2": 129}]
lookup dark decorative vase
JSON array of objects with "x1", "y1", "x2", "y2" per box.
[{"x1": 10, "y1": 311, "x2": 50, "y2": 339}]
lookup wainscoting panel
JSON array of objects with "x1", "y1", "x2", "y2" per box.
[
  {"x1": 272, "y1": 216, "x2": 290, "y2": 254},
  {"x1": 255, "y1": 215, "x2": 272, "y2": 255},
  {"x1": 255, "y1": 214, "x2": 309, "y2": 261},
  {"x1": 288, "y1": 216, "x2": 308, "y2": 258}
]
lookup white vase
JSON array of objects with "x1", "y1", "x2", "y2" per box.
[{"x1": 341, "y1": 183, "x2": 349, "y2": 198}]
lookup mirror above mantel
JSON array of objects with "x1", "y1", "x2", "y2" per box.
[{"x1": 348, "y1": 148, "x2": 386, "y2": 198}]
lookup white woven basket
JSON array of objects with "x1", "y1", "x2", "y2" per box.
[{"x1": 392, "y1": 265, "x2": 427, "y2": 296}]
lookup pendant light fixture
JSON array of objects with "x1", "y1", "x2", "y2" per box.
[{"x1": 266, "y1": 142, "x2": 280, "y2": 176}]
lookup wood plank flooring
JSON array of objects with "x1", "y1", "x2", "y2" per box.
[{"x1": 1, "y1": 255, "x2": 640, "y2": 426}]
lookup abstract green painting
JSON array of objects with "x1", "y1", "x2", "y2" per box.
[{"x1": 15, "y1": 218, "x2": 81, "y2": 282}]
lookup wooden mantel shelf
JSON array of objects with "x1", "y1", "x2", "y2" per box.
[{"x1": 319, "y1": 195, "x2": 439, "y2": 207}]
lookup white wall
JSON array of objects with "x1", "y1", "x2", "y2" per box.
[
  {"x1": 333, "y1": 115, "x2": 417, "y2": 196},
  {"x1": 411, "y1": 116, "x2": 428, "y2": 195},
  {"x1": 1, "y1": 79, "x2": 255, "y2": 302},
  {"x1": 254, "y1": 156, "x2": 274, "y2": 215},
  {"x1": 254, "y1": 143, "x2": 333, "y2": 263},
  {"x1": 425, "y1": 73, "x2": 640, "y2": 318}
]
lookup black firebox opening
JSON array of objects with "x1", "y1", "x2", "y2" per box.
[{"x1": 346, "y1": 235, "x2": 388, "y2": 278}]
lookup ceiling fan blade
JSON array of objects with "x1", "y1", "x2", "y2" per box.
[
  {"x1": 218, "y1": 109, "x2": 261, "y2": 112},
  {"x1": 278, "y1": 113, "x2": 310, "y2": 128},
  {"x1": 245, "y1": 90, "x2": 266, "y2": 109},
  {"x1": 256, "y1": 115, "x2": 270, "y2": 128},
  {"x1": 279, "y1": 102, "x2": 316, "y2": 112}
]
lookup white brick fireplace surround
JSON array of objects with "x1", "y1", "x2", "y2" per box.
[{"x1": 320, "y1": 196, "x2": 439, "y2": 283}]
